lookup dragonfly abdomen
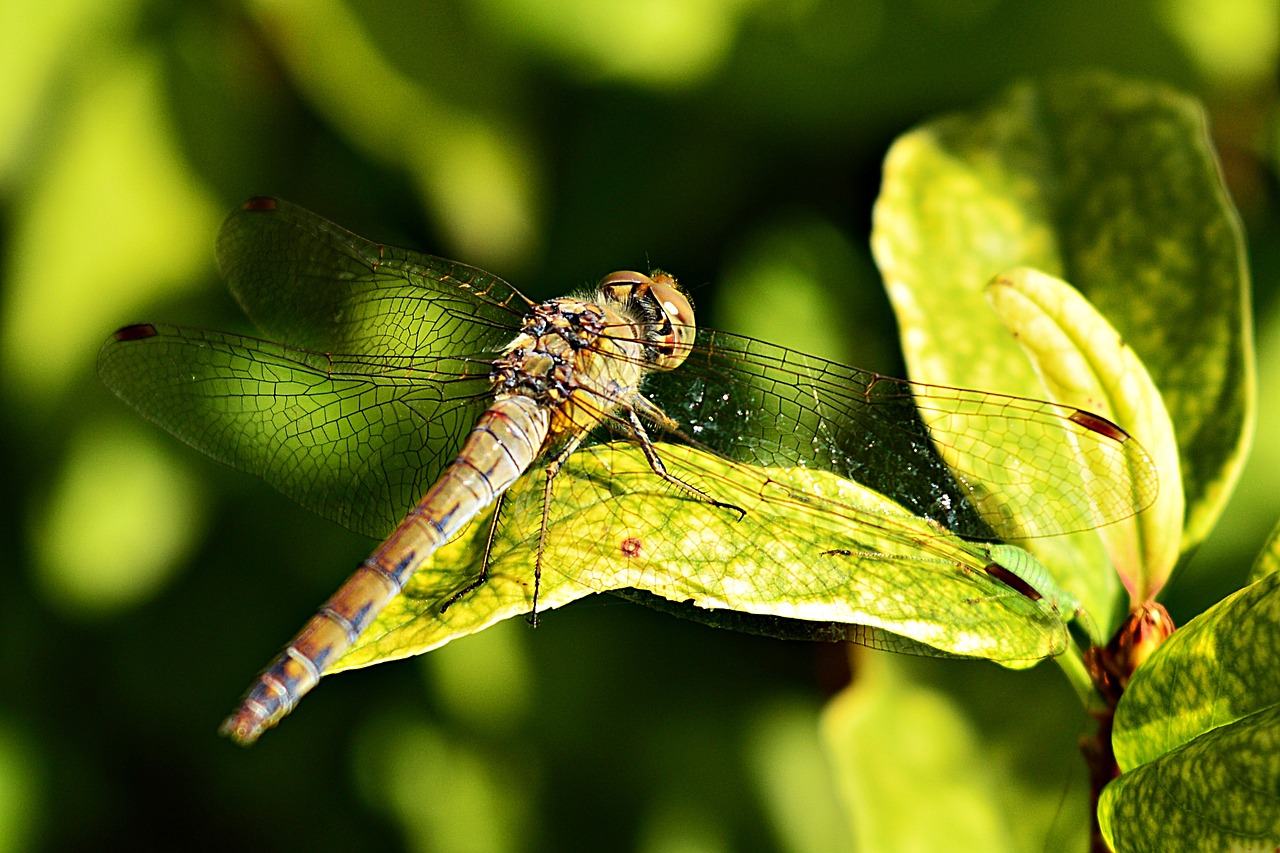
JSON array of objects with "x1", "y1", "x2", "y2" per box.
[{"x1": 220, "y1": 396, "x2": 552, "y2": 744}]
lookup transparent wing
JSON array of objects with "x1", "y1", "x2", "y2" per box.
[
  {"x1": 101, "y1": 197, "x2": 1156, "y2": 572},
  {"x1": 97, "y1": 323, "x2": 494, "y2": 538},
  {"x1": 436, "y1": 342, "x2": 1156, "y2": 665},
  {"x1": 215, "y1": 197, "x2": 528, "y2": 357},
  {"x1": 636, "y1": 328, "x2": 1158, "y2": 542},
  {"x1": 99, "y1": 198, "x2": 538, "y2": 537}
]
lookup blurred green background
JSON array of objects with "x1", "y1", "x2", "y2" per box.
[{"x1": 1, "y1": 0, "x2": 1278, "y2": 850}]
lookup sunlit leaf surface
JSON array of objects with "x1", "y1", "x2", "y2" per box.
[
  {"x1": 872, "y1": 73, "x2": 1253, "y2": 573},
  {"x1": 1101, "y1": 706, "x2": 1280, "y2": 852},
  {"x1": 339, "y1": 442, "x2": 1075, "y2": 670},
  {"x1": 1099, "y1": 572, "x2": 1280, "y2": 851},
  {"x1": 1249, "y1": 517, "x2": 1280, "y2": 583},
  {"x1": 986, "y1": 268, "x2": 1183, "y2": 603},
  {"x1": 1112, "y1": 572, "x2": 1280, "y2": 769}
]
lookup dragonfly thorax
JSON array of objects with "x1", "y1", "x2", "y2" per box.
[
  {"x1": 489, "y1": 295, "x2": 652, "y2": 409},
  {"x1": 488, "y1": 288, "x2": 672, "y2": 442}
]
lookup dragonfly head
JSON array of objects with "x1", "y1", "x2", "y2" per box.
[{"x1": 598, "y1": 270, "x2": 696, "y2": 371}]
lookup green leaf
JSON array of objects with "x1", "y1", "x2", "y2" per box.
[
  {"x1": 1248, "y1": 518, "x2": 1280, "y2": 583},
  {"x1": 822, "y1": 654, "x2": 1020, "y2": 852},
  {"x1": 986, "y1": 268, "x2": 1183, "y2": 602},
  {"x1": 1098, "y1": 572, "x2": 1280, "y2": 850},
  {"x1": 1099, "y1": 705, "x2": 1280, "y2": 852},
  {"x1": 334, "y1": 442, "x2": 1075, "y2": 672},
  {"x1": 1111, "y1": 571, "x2": 1280, "y2": 769},
  {"x1": 821, "y1": 651, "x2": 1090, "y2": 852},
  {"x1": 871, "y1": 72, "x2": 1253, "y2": 576}
]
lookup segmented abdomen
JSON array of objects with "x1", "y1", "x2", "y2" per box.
[{"x1": 220, "y1": 395, "x2": 551, "y2": 744}]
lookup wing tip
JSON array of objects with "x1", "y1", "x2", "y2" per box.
[
  {"x1": 112, "y1": 323, "x2": 159, "y2": 342},
  {"x1": 241, "y1": 196, "x2": 280, "y2": 212},
  {"x1": 1068, "y1": 409, "x2": 1129, "y2": 443},
  {"x1": 983, "y1": 561, "x2": 1044, "y2": 602}
]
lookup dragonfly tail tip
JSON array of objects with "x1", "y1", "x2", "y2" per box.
[{"x1": 218, "y1": 710, "x2": 267, "y2": 747}]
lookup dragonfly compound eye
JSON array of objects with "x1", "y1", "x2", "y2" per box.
[
  {"x1": 646, "y1": 272, "x2": 695, "y2": 370},
  {"x1": 597, "y1": 271, "x2": 696, "y2": 371},
  {"x1": 598, "y1": 270, "x2": 651, "y2": 304}
]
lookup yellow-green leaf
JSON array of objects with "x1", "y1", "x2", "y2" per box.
[
  {"x1": 1101, "y1": 708, "x2": 1280, "y2": 852},
  {"x1": 336, "y1": 442, "x2": 1075, "y2": 672},
  {"x1": 872, "y1": 73, "x2": 1253, "y2": 592},
  {"x1": 1112, "y1": 572, "x2": 1280, "y2": 770},
  {"x1": 822, "y1": 651, "x2": 1090, "y2": 851},
  {"x1": 1248, "y1": 518, "x2": 1280, "y2": 583},
  {"x1": 1099, "y1": 572, "x2": 1280, "y2": 851},
  {"x1": 986, "y1": 268, "x2": 1183, "y2": 602}
]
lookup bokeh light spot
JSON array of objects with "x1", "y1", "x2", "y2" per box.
[
  {"x1": 0, "y1": 0, "x2": 140, "y2": 183},
  {"x1": 745, "y1": 698, "x2": 849, "y2": 853},
  {"x1": 636, "y1": 799, "x2": 729, "y2": 853},
  {"x1": 420, "y1": 617, "x2": 531, "y2": 733},
  {"x1": 1160, "y1": 0, "x2": 1279, "y2": 87},
  {"x1": 465, "y1": 0, "x2": 759, "y2": 87},
  {"x1": 356, "y1": 716, "x2": 529, "y2": 853},
  {"x1": 716, "y1": 215, "x2": 878, "y2": 366},
  {"x1": 0, "y1": 48, "x2": 218, "y2": 407},
  {"x1": 32, "y1": 419, "x2": 205, "y2": 617},
  {"x1": 0, "y1": 722, "x2": 42, "y2": 853},
  {"x1": 248, "y1": 0, "x2": 541, "y2": 269}
]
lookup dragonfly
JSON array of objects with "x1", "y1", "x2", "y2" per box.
[{"x1": 98, "y1": 197, "x2": 1158, "y2": 745}]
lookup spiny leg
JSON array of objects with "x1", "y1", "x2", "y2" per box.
[
  {"x1": 439, "y1": 492, "x2": 509, "y2": 614},
  {"x1": 626, "y1": 410, "x2": 746, "y2": 520},
  {"x1": 525, "y1": 405, "x2": 748, "y2": 625},
  {"x1": 528, "y1": 434, "x2": 586, "y2": 626}
]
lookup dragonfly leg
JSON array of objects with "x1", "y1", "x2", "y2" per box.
[
  {"x1": 626, "y1": 410, "x2": 746, "y2": 520},
  {"x1": 527, "y1": 434, "x2": 588, "y2": 626},
  {"x1": 439, "y1": 495, "x2": 507, "y2": 614}
]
